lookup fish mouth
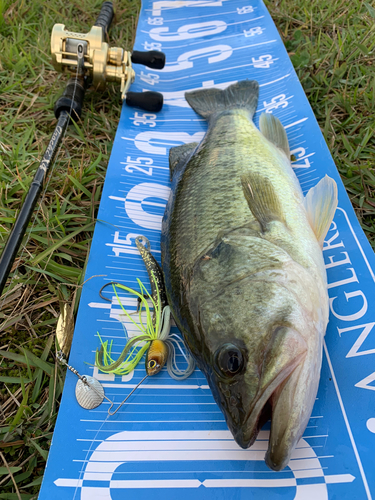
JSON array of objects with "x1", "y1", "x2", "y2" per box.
[
  {"x1": 233, "y1": 348, "x2": 306, "y2": 449},
  {"x1": 225, "y1": 327, "x2": 310, "y2": 471}
]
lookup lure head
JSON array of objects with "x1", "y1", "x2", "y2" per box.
[{"x1": 146, "y1": 339, "x2": 169, "y2": 375}]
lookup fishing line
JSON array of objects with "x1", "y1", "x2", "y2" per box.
[
  {"x1": 60, "y1": 352, "x2": 149, "y2": 499},
  {"x1": 71, "y1": 374, "x2": 149, "y2": 500},
  {"x1": 72, "y1": 408, "x2": 111, "y2": 500},
  {"x1": 0, "y1": 48, "x2": 83, "y2": 313}
]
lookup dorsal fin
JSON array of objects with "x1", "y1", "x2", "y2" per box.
[
  {"x1": 259, "y1": 113, "x2": 290, "y2": 158},
  {"x1": 304, "y1": 175, "x2": 338, "y2": 247},
  {"x1": 169, "y1": 143, "x2": 198, "y2": 180}
]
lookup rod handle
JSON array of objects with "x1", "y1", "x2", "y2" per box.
[
  {"x1": 131, "y1": 51, "x2": 166, "y2": 70},
  {"x1": 126, "y1": 91, "x2": 163, "y2": 112},
  {"x1": 54, "y1": 77, "x2": 85, "y2": 120},
  {"x1": 94, "y1": 1, "x2": 114, "y2": 35}
]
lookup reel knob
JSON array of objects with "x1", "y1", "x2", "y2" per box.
[
  {"x1": 131, "y1": 51, "x2": 166, "y2": 70},
  {"x1": 126, "y1": 91, "x2": 164, "y2": 112}
]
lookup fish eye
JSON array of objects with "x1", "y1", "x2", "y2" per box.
[
  {"x1": 148, "y1": 360, "x2": 158, "y2": 369},
  {"x1": 216, "y1": 344, "x2": 244, "y2": 377}
]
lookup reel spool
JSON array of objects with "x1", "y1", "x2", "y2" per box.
[{"x1": 50, "y1": 2, "x2": 165, "y2": 111}]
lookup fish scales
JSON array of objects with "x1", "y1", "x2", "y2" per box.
[
  {"x1": 161, "y1": 80, "x2": 337, "y2": 471},
  {"x1": 169, "y1": 111, "x2": 324, "y2": 279}
]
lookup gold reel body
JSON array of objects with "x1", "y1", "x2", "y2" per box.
[{"x1": 51, "y1": 24, "x2": 134, "y2": 100}]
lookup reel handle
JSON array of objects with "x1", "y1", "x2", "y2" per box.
[
  {"x1": 94, "y1": 1, "x2": 114, "y2": 34},
  {"x1": 131, "y1": 50, "x2": 166, "y2": 70},
  {"x1": 126, "y1": 91, "x2": 164, "y2": 112}
]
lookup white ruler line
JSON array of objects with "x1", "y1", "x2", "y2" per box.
[
  {"x1": 272, "y1": 108, "x2": 296, "y2": 121},
  {"x1": 288, "y1": 129, "x2": 303, "y2": 137},
  {"x1": 101, "y1": 276, "x2": 145, "y2": 282},
  {"x1": 53, "y1": 475, "x2": 356, "y2": 489},
  {"x1": 77, "y1": 439, "x2": 104, "y2": 443},
  {"x1": 54, "y1": 478, "x2": 293, "y2": 489},
  {"x1": 203, "y1": 478, "x2": 295, "y2": 488},
  {"x1": 296, "y1": 169, "x2": 317, "y2": 178},
  {"x1": 290, "y1": 134, "x2": 304, "y2": 141},
  {"x1": 151, "y1": 119, "x2": 203, "y2": 122},
  {"x1": 102, "y1": 266, "x2": 144, "y2": 271},
  {"x1": 78, "y1": 468, "x2": 283, "y2": 474},
  {"x1": 141, "y1": 16, "x2": 265, "y2": 35},
  {"x1": 82, "y1": 411, "x2": 223, "y2": 416},
  {"x1": 121, "y1": 136, "x2": 182, "y2": 146},
  {"x1": 324, "y1": 340, "x2": 372, "y2": 500},
  {"x1": 144, "y1": 1, "x2": 232, "y2": 13},
  {"x1": 103, "y1": 224, "x2": 140, "y2": 231},
  {"x1": 259, "y1": 74, "x2": 291, "y2": 87},
  {"x1": 98, "y1": 395, "x2": 215, "y2": 399},
  {"x1": 299, "y1": 177, "x2": 320, "y2": 186},
  {"x1": 161, "y1": 9, "x2": 253, "y2": 22},
  {"x1": 94, "y1": 330, "x2": 124, "y2": 334},
  {"x1": 90, "y1": 403, "x2": 217, "y2": 408},
  {"x1": 302, "y1": 435, "x2": 329, "y2": 439},
  {"x1": 186, "y1": 58, "x2": 279, "y2": 79},
  {"x1": 284, "y1": 117, "x2": 308, "y2": 129},
  {"x1": 101, "y1": 383, "x2": 210, "y2": 389},
  {"x1": 325, "y1": 474, "x2": 356, "y2": 484},
  {"x1": 104, "y1": 430, "x2": 268, "y2": 440},
  {"x1": 83, "y1": 420, "x2": 226, "y2": 423},
  {"x1": 97, "y1": 319, "x2": 123, "y2": 323}
]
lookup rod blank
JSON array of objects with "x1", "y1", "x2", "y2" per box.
[{"x1": 0, "y1": 112, "x2": 70, "y2": 297}]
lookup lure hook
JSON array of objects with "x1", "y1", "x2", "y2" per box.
[
  {"x1": 107, "y1": 374, "x2": 148, "y2": 415},
  {"x1": 99, "y1": 281, "x2": 149, "y2": 314},
  {"x1": 99, "y1": 281, "x2": 126, "y2": 302}
]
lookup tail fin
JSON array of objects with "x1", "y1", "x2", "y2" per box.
[{"x1": 185, "y1": 80, "x2": 259, "y2": 120}]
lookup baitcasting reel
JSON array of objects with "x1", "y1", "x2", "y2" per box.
[
  {"x1": 51, "y1": 1, "x2": 165, "y2": 111},
  {"x1": 0, "y1": 2, "x2": 165, "y2": 298}
]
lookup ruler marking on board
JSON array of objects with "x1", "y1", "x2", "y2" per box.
[
  {"x1": 336, "y1": 208, "x2": 375, "y2": 282},
  {"x1": 161, "y1": 10, "x2": 252, "y2": 22},
  {"x1": 324, "y1": 341, "x2": 372, "y2": 500},
  {"x1": 40, "y1": 1, "x2": 375, "y2": 499}
]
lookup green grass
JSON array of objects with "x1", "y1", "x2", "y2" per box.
[
  {"x1": 0, "y1": 1, "x2": 139, "y2": 497},
  {"x1": 0, "y1": 0, "x2": 374, "y2": 497},
  {"x1": 266, "y1": 0, "x2": 375, "y2": 237}
]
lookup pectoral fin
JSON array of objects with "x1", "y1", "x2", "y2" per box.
[
  {"x1": 241, "y1": 173, "x2": 285, "y2": 232},
  {"x1": 169, "y1": 143, "x2": 198, "y2": 180},
  {"x1": 304, "y1": 175, "x2": 338, "y2": 247}
]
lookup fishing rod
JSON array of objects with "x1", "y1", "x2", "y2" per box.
[{"x1": 0, "y1": 1, "x2": 165, "y2": 300}]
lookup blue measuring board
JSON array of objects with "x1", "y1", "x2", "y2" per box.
[{"x1": 39, "y1": 1, "x2": 375, "y2": 499}]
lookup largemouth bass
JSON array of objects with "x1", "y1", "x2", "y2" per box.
[{"x1": 161, "y1": 80, "x2": 337, "y2": 471}]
